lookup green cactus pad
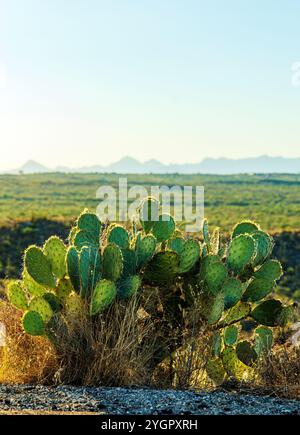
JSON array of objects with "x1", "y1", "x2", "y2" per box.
[
  {"x1": 22, "y1": 269, "x2": 46, "y2": 296},
  {"x1": 65, "y1": 292, "x2": 84, "y2": 318},
  {"x1": 139, "y1": 197, "x2": 159, "y2": 233},
  {"x1": 118, "y1": 275, "x2": 141, "y2": 300},
  {"x1": 43, "y1": 292, "x2": 62, "y2": 313},
  {"x1": 236, "y1": 341, "x2": 258, "y2": 366},
  {"x1": 107, "y1": 225, "x2": 130, "y2": 250},
  {"x1": 56, "y1": 278, "x2": 73, "y2": 303},
  {"x1": 7, "y1": 281, "x2": 28, "y2": 311},
  {"x1": 221, "y1": 347, "x2": 250, "y2": 380},
  {"x1": 77, "y1": 211, "x2": 101, "y2": 239},
  {"x1": 135, "y1": 234, "x2": 157, "y2": 269},
  {"x1": 254, "y1": 327, "x2": 273, "y2": 356},
  {"x1": 251, "y1": 299, "x2": 283, "y2": 326},
  {"x1": 43, "y1": 236, "x2": 67, "y2": 279},
  {"x1": 227, "y1": 234, "x2": 256, "y2": 274},
  {"x1": 224, "y1": 325, "x2": 238, "y2": 346},
  {"x1": 221, "y1": 302, "x2": 251, "y2": 327},
  {"x1": 79, "y1": 246, "x2": 101, "y2": 298},
  {"x1": 201, "y1": 292, "x2": 225, "y2": 325},
  {"x1": 22, "y1": 311, "x2": 45, "y2": 336},
  {"x1": 66, "y1": 246, "x2": 81, "y2": 293},
  {"x1": 232, "y1": 220, "x2": 260, "y2": 238},
  {"x1": 167, "y1": 236, "x2": 186, "y2": 254},
  {"x1": 25, "y1": 246, "x2": 56, "y2": 288},
  {"x1": 74, "y1": 230, "x2": 99, "y2": 250},
  {"x1": 29, "y1": 297, "x2": 54, "y2": 323},
  {"x1": 151, "y1": 214, "x2": 175, "y2": 243},
  {"x1": 90, "y1": 279, "x2": 117, "y2": 315},
  {"x1": 242, "y1": 278, "x2": 274, "y2": 303},
  {"x1": 255, "y1": 260, "x2": 283, "y2": 282},
  {"x1": 223, "y1": 278, "x2": 243, "y2": 309},
  {"x1": 252, "y1": 231, "x2": 273, "y2": 266},
  {"x1": 143, "y1": 251, "x2": 180, "y2": 285},
  {"x1": 178, "y1": 239, "x2": 200, "y2": 274},
  {"x1": 121, "y1": 248, "x2": 137, "y2": 277},
  {"x1": 202, "y1": 218, "x2": 211, "y2": 252},
  {"x1": 212, "y1": 332, "x2": 223, "y2": 357},
  {"x1": 204, "y1": 259, "x2": 228, "y2": 295},
  {"x1": 199, "y1": 255, "x2": 220, "y2": 280},
  {"x1": 102, "y1": 243, "x2": 123, "y2": 282},
  {"x1": 206, "y1": 358, "x2": 226, "y2": 385}
]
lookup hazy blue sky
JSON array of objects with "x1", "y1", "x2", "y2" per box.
[{"x1": 0, "y1": 0, "x2": 299, "y2": 170}]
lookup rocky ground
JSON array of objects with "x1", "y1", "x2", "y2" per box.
[{"x1": 0, "y1": 384, "x2": 299, "y2": 415}]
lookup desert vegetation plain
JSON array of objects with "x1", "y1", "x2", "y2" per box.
[
  {"x1": 0, "y1": 173, "x2": 299, "y2": 414},
  {"x1": 0, "y1": 173, "x2": 299, "y2": 231}
]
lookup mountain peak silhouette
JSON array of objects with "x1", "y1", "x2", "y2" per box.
[{"x1": 4, "y1": 155, "x2": 300, "y2": 174}]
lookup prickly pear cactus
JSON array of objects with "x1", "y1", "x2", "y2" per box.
[
  {"x1": 79, "y1": 245, "x2": 101, "y2": 298},
  {"x1": 177, "y1": 239, "x2": 200, "y2": 273},
  {"x1": 67, "y1": 246, "x2": 81, "y2": 293},
  {"x1": 7, "y1": 281, "x2": 28, "y2": 311},
  {"x1": 200, "y1": 218, "x2": 294, "y2": 385},
  {"x1": 23, "y1": 268, "x2": 46, "y2": 296},
  {"x1": 4, "y1": 196, "x2": 293, "y2": 389},
  {"x1": 107, "y1": 224, "x2": 130, "y2": 250},
  {"x1": 77, "y1": 210, "x2": 101, "y2": 239},
  {"x1": 135, "y1": 233, "x2": 157, "y2": 269},
  {"x1": 28, "y1": 297, "x2": 54, "y2": 323},
  {"x1": 118, "y1": 275, "x2": 141, "y2": 300},
  {"x1": 227, "y1": 234, "x2": 256, "y2": 274},
  {"x1": 22, "y1": 311, "x2": 45, "y2": 336},
  {"x1": 25, "y1": 246, "x2": 56, "y2": 288},
  {"x1": 90, "y1": 279, "x2": 117, "y2": 315},
  {"x1": 43, "y1": 236, "x2": 67, "y2": 279},
  {"x1": 144, "y1": 251, "x2": 180, "y2": 285},
  {"x1": 102, "y1": 243, "x2": 124, "y2": 282},
  {"x1": 139, "y1": 196, "x2": 159, "y2": 233}
]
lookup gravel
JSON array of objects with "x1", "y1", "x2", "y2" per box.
[{"x1": 0, "y1": 385, "x2": 299, "y2": 415}]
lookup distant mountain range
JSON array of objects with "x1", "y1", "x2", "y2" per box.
[{"x1": 3, "y1": 156, "x2": 300, "y2": 175}]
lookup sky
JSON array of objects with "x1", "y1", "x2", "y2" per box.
[{"x1": 0, "y1": 0, "x2": 299, "y2": 170}]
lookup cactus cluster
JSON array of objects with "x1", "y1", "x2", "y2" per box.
[
  {"x1": 200, "y1": 219, "x2": 294, "y2": 384},
  {"x1": 6, "y1": 198, "x2": 295, "y2": 385}
]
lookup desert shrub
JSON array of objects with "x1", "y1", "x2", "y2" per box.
[{"x1": 1, "y1": 197, "x2": 296, "y2": 388}]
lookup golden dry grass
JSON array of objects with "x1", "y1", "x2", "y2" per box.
[
  {"x1": 255, "y1": 345, "x2": 300, "y2": 399},
  {"x1": 54, "y1": 295, "x2": 157, "y2": 386},
  {"x1": 0, "y1": 294, "x2": 299, "y2": 400},
  {"x1": 0, "y1": 295, "x2": 158, "y2": 387},
  {"x1": 151, "y1": 303, "x2": 213, "y2": 390},
  {"x1": 0, "y1": 301, "x2": 57, "y2": 384}
]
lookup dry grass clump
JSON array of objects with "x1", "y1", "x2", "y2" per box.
[
  {"x1": 0, "y1": 301, "x2": 57, "y2": 384},
  {"x1": 54, "y1": 295, "x2": 157, "y2": 386},
  {"x1": 255, "y1": 345, "x2": 300, "y2": 400},
  {"x1": 152, "y1": 304, "x2": 213, "y2": 390},
  {"x1": 0, "y1": 288, "x2": 212, "y2": 389},
  {"x1": 1, "y1": 285, "x2": 298, "y2": 397},
  {"x1": 0, "y1": 294, "x2": 158, "y2": 387}
]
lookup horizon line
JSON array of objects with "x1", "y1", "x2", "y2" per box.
[{"x1": 4, "y1": 154, "x2": 300, "y2": 173}]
